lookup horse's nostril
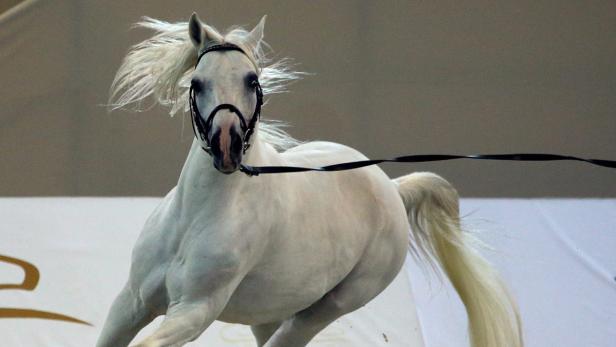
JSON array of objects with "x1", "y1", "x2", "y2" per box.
[
  {"x1": 209, "y1": 129, "x2": 222, "y2": 157},
  {"x1": 230, "y1": 128, "x2": 244, "y2": 154},
  {"x1": 209, "y1": 126, "x2": 243, "y2": 173}
]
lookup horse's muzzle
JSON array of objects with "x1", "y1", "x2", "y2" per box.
[{"x1": 210, "y1": 126, "x2": 244, "y2": 174}]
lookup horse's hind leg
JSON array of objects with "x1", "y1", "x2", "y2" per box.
[
  {"x1": 250, "y1": 321, "x2": 282, "y2": 346},
  {"x1": 262, "y1": 280, "x2": 368, "y2": 347},
  {"x1": 263, "y1": 273, "x2": 396, "y2": 347},
  {"x1": 264, "y1": 227, "x2": 407, "y2": 347},
  {"x1": 96, "y1": 286, "x2": 156, "y2": 347}
]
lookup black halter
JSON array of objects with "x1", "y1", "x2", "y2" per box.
[{"x1": 189, "y1": 43, "x2": 263, "y2": 155}]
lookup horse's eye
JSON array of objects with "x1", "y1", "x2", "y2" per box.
[
  {"x1": 245, "y1": 73, "x2": 259, "y2": 89},
  {"x1": 191, "y1": 78, "x2": 204, "y2": 93}
]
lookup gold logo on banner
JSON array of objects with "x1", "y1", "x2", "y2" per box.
[{"x1": 0, "y1": 254, "x2": 91, "y2": 325}]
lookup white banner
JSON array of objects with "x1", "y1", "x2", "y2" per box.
[
  {"x1": 0, "y1": 198, "x2": 424, "y2": 347},
  {"x1": 2, "y1": 198, "x2": 615, "y2": 347}
]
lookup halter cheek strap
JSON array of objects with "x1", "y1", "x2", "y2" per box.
[{"x1": 189, "y1": 43, "x2": 263, "y2": 155}]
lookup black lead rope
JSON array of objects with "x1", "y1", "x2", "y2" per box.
[
  {"x1": 189, "y1": 45, "x2": 615, "y2": 177},
  {"x1": 239, "y1": 153, "x2": 616, "y2": 177}
]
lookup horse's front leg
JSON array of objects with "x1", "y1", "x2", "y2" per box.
[
  {"x1": 129, "y1": 299, "x2": 224, "y2": 347},
  {"x1": 96, "y1": 285, "x2": 155, "y2": 347},
  {"x1": 129, "y1": 251, "x2": 247, "y2": 347}
]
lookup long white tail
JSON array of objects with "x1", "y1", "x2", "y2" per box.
[{"x1": 395, "y1": 172, "x2": 523, "y2": 347}]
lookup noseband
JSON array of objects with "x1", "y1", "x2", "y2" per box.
[{"x1": 189, "y1": 43, "x2": 263, "y2": 155}]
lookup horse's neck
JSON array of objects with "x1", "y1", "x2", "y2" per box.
[{"x1": 174, "y1": 135, "x2": 277, "y2": 217}]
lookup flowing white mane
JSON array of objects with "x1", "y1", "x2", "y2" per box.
[{"x1": 109, "y1": 17, "x2": 303, "y2": 151}]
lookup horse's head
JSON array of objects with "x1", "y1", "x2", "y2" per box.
[
  {"x1": 188, "y1": 13, "x2": 265, "y2": 174},
  {"x1": 110, "y1": 15, "x2": 301, "y2": 170}
]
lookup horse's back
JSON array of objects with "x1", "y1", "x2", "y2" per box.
[
  {"x1": 282, "y1": 141, "x2": 405, "y2": 220},
  {"x1": 282, "y1": 141, "x2": 368, "y2": 164},
  {"x1": 281, "y1": 140, "x2": 408, "y2": 235}
]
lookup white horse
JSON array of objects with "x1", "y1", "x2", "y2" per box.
[{"x1": 97, "y1": 13, "x2": 523, "y2": 347}]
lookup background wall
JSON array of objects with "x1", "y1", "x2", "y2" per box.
[{"x1": 1, "y1": 0, "x2": 614, "y2": 197}]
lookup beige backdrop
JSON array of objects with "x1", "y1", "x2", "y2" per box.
[{"x1": 1, "y1": 0, "x2": 614, "y2": 197}]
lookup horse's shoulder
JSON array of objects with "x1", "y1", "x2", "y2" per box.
[{"x1": 132, "y1": 188, "x2": 179, "y2": 258}]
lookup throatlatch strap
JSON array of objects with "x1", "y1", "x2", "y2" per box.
[{"x1": 239, "y1": 153, "x2": 616, "y2": 177}]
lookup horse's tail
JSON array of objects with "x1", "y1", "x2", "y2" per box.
[{"x1": 394, "y1": 172, "x2": 523, "y2": 347}]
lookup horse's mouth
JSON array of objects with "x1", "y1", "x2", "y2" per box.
[{"x1": 213, "y1": 159, "x2": 240, "y2": 174}]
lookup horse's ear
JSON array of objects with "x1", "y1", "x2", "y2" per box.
[
  {"x1": 245, "y1": 15, "x2": 266, "y2": 48},
  {"x1": 189, "y1": 12, "x2": 222, "y2": 49}
]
